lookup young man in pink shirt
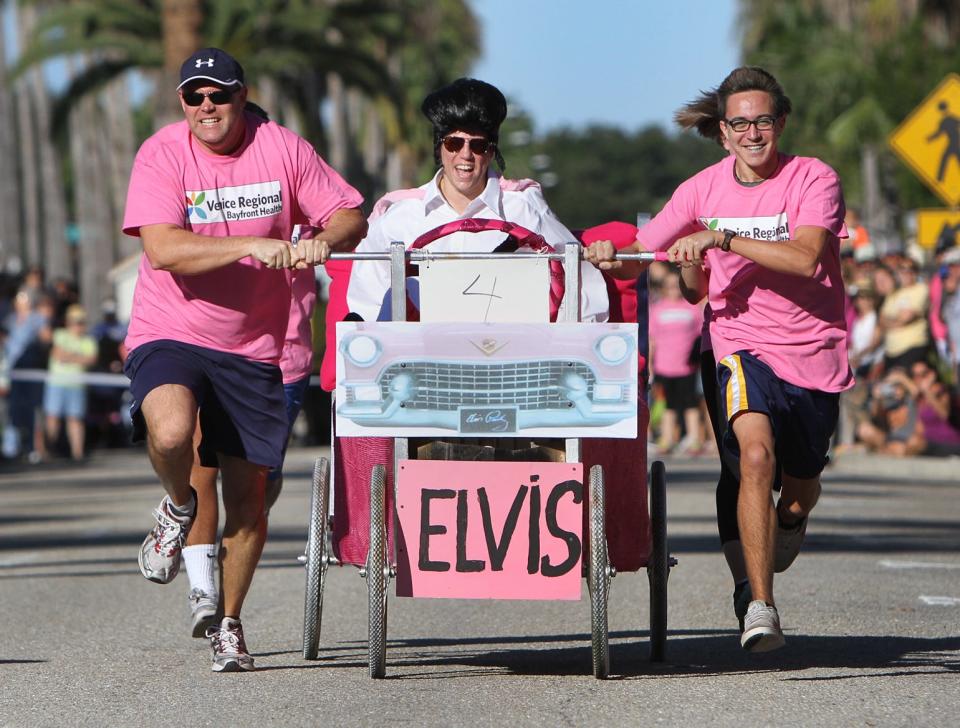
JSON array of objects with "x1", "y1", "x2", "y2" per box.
[
  {"x1": 586, "y1": 67, "x2": 851, "y2": 652},
  {"x1": 122, "y1": 48, "x2": 366, "y2": 672}
]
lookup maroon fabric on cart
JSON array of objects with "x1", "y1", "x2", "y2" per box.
[{"x1": 333, "y1": 435, "x2": 395, "y2": 566}]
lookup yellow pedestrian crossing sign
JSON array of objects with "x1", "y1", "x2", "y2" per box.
[
  {"x1": 889, "y1": 73, "x2": 960, "y2": 206},
  {"x1": 915, "y1": 209, "x2": 960, "y2": 249}
]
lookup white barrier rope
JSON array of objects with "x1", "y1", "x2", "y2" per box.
[{"x1": 6, "y1": 369, "x2": 325, "y2": 388}]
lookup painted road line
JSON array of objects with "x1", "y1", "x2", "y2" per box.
[
  {"x1": 879, "y1": 559, "x2": 960, "y2": 570},
  {"x1": 919, "y1": 595, "x2": 960, "y2": 606}
]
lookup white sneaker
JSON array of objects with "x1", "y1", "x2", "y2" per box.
[
  {"x1": 207, "y1": 618, "x2": 255, "y2": 672},
  {"x1": 189, "y1": 588, "x2": 219, "y2": 638},
  {"x1": 740, "y1": 600, "x2": 786, "y2": 652},
  {"x1": 674, "y1": 434, "x2": 702, "y2": 456},
  {"x1": 775, "y1": 516, "x2": 808, "y2": 573},
  {"x1": 138, "y1": 497, "x2": 193, "y2": 584}
]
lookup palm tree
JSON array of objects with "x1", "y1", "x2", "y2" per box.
[
  {"x1": 13, "y1": 3, "x2": 70, "y2": 282},
  {"x1": 0, "y1": 6, "x2": 22, "y2": 271},
  {"x1": 16, "y1": 0, "x2": 399, "y2": 142},
  {"x1": 12, "y1": 0, "x2": 399, "y2": 312}
]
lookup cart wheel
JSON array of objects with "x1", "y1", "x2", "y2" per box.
[
  {"x1": 587, "y1": 464, "x2": 610, "y2": 679},
  {"x1": 647, "y1": 460, "x2": 669, "y2": 662},
  {"x1": 367, "y1": 464, "x2": 389, "y2": 679},
  {"x1": 302, "y1": 457, "x2": 330, "y2": 660}
]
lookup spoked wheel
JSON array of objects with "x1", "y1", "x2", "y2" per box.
[
  {"x1": 647, "y1": 460, "x2": 669, "y2": 662},
  {"x1": 587, "y1": 464, "x2": 611, "y2": 679},
  {"x1": 367, "y1": 464, "x2": 389, "y2": 679},
  {"x1": 302, "y1": 457, "x2": 330, "y2": 660}
]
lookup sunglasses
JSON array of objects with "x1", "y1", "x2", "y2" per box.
[
  {"x1": 441, "y1": 136, "x2": 495, "y2": 155},
  {"x1": 181, "y1": 88, "x2": 237, "y2": 107},
  {"x1": 723, "y1": 114, "x2": 778, "y2": 132}
]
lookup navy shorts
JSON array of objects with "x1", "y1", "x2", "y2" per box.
[
  {"x1": 716, "y1": 350, "x2": 838, "y2": 480},
  {"x1": 124, "y1": 340, "x2": 287, "y2": 469},
  {"x1": 656, "y1": 372, "x2": 700, "y2": 412}
]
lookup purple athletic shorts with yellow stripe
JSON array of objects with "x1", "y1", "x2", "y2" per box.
[{"x1": 716, "y1": 350, "x2": 838, "y2": 481}]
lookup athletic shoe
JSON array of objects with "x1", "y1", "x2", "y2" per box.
[
  {"x1": 189, "y1": 588, "x2": 219, "y2": 638},
  {"x1": 733, "y1": 581, "x2": 752, "y2": 632},
  {"x1": 207, "y1": 618, "x2": 255, "y2": 672},
  {"x1": 775, "y1": 515, "x2": 808, "y2": 573},
  {"x1": 674, "y1": 434, "x2": 703, "y2": 456},
  {"x1": 740, "y1": 600, "x2": 786, "y2": 652},
  {"x1": 138, "y1": 497, "x2": 193, "y2": 584}
]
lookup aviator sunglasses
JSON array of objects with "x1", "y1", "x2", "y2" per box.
[
  {"x1": 441, "y1": 135, "x2": 495, "y2": 155},
  {"x1": 181, "y1": 88, "x2": 237, "y2": 106}
]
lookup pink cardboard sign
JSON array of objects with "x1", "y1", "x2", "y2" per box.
[{"x1": 395, "y1": 460, "x2": 584, "y2": 600}]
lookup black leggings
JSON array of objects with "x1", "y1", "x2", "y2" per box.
[{"x1": 700, "y1": 350, "x2": 741, "y2": 545}]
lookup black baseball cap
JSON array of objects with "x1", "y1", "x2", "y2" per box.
[{"x1": 177, "y1": 47, "x2": 245, "y2": 91}]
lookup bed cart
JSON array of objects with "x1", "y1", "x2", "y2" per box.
[{"x1": 301, "y1": 219, "x2": 674, "y2": 678}]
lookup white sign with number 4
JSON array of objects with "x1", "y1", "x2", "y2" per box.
[{"x1": 418, "y1": 258, "x2": 550, "y2": 323}]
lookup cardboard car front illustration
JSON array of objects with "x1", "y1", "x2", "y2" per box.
[{"x1": 336, "y1": 322, "x2": 638, "y2": 438}]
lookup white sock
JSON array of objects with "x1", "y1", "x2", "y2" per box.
[
  {"x1": 167, "y1": 493, "x2": 196, "y2": 521},
  {"x1": 183, "y1": 544, "x2": 217, "y2": 596}
]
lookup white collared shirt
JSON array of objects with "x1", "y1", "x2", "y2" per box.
[{"x1": 345, "y1": 170, "x2": 609, "y2": 322}]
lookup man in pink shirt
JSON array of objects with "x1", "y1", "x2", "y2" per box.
[
  {"x1": 122, "y1": 48, "x2": 366, "y2": 672},
  {"x1": 587, "y1": 67, "x2": 851, "y2": 653}
]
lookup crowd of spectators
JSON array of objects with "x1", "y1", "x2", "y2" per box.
[
  {"x1": 0, "y1": 266, "x2": 128, "y2": 463},
  {"x1": 5, "y1": 211, "x2": 959, "y2": 464},
  {"x1": 835, "y1": 211, "x2": 960, "y2": 457}
]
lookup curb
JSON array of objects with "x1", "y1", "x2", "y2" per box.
[{"x1": 827, "y1": 453, "x2": 960, "y2": 482}]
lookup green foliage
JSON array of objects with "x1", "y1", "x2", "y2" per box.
[
  {"x1": 742, "y1": 2, "x2": 960, "y2": 213},
  {"x1": 500, "y1": 123, "x2": 724, "y2": 230},
  {"x1": 14, "y1": 1, "x2": 424, "y2": 146}
]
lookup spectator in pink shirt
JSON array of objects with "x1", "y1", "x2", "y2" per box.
[{"x1": 648, "y1": 273, "x2": 704, "y2": 454}]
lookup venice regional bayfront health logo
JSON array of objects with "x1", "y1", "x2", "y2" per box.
[
  {"x1": 185, "y1": 180, "x2": 283, "y2": 224},
  {"x1": 699, "y1": 214, "x2": 790, "y2": 242}
]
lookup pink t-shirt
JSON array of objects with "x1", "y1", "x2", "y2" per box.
[
  {"x1": 649, "y1": 298, "x2": 703, "y2": 377},
  {"x1": 122, "y1": 113, "x2": 362, "y2": 365},
  {"x1": 279, "y1": 267, "x2": 317, "y2": 383},
  {"x1": 637, "y1": 154, "x2": 852, "y2": 392}
]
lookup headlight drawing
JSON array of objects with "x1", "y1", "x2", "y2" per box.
[
  {"x1": 343, "y1": 334, "x2": 381, "y2": 366},
  {"x1": 595, "y1": 333, "x2": 631, "y2": 365}
]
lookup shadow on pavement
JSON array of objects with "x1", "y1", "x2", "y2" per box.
[{"x1": 250, "y1": 629, "x2": 960, "y2": 679}]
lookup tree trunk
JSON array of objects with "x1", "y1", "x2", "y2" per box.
[
  {"x1": 862, "y1": 143, "x2": 893, "y2": 237},
  {"x1": 327, "y1": 72, "x2": 349, "y2": 173},
  {"x1": 156, "y1": 0, "x2": 203, "y2": 129},
  {"x1": 30, "y1": 29, "x2": 71, "y2": 283},
  {"x1": 15, "y1": 6, "x2": 40, "y2": 269},
  {"x1": 0, "y1": 10, "x2": 21, "y2": 270},
  {"x1": 103, "y1": 76, "x2": 138, "y2": 259},
  {"x1": 69, "y1": 66, "x2": 114, "y2": 316}
]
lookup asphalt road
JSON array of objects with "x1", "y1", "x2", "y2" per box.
[{"x1": 1, "y1": 447, "x2": 958, "y2": 727}]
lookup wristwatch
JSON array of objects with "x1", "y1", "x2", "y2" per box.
[{"x1": 720, "y1": 229, "x2": 736, "y2": 252}]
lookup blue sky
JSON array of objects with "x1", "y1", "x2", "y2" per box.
[{"x1": 469, "y1": 0, "x2": 741, "y2": 133}]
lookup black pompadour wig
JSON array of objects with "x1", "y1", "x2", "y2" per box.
[{"x1": 421, "y1": 78, "x2": 507, "y2": 170}]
